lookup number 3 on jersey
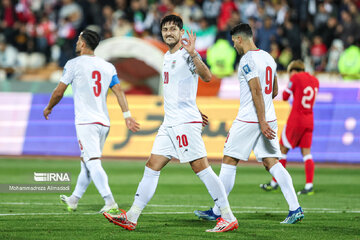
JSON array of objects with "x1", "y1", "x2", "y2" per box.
[
  {"x1": 92, "y1": 71, "x2": 101, "y2": 97},
  {"x1": 265, "y1": 66, "x2": 272, "y2": 94}
]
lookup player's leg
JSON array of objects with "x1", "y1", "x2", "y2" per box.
[
  {"x1": 125, "y1": 154, "x2": 170, "y2": 224},
  {"x1": 60, "y1": 160, "x2": 91, "y2": 211},
  {"x1": 261, "y1": 144, "x2": 289, "y2": 191},
  {"x1": 263, "y1": 157, "x2": 303, "y2": 223},
  {"x1": 190, "y1": 157, "x2": 238, "y2": 232},
  {"x1": 103, "y1": 126, "x2": 174, "y2": 230},
  {"x1": 261, "y1": 125, "x2": 293, "y2": 191},
  {"x1": 210, "y1": 156, "x2": 238, "y2": 217},
  {"x1": 78, "y1": 125, "x2": 117, "y2": 212},
  {"x1": 104, "y1": 154, "x2": 170, "y2": 231},
  {"x1": 256, "y1": 121, "x2": 303, "y2": 223},
  {"x1": 298, "y1": 147, "x2": 314, "y2": 195}
]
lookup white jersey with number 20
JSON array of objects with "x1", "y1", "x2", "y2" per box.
[
  {"x1": 236, "y1": 49, "x2": 277, "y2": 122},
  {"x1": 60, "y1": 55, "x2": 120, "y2": 126}
]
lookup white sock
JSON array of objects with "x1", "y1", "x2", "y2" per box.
[
  {"x1": 197, "y1": 166, "x2": 236, "y2": 222},
  {"x1": 85, "y1": 159, "x2": 115, "y2": 205},
  {"x1": 305, "y1": 183, "x2": 313, "y2": 190},
  {"x1": 128, "y1": 166, "x2": 160, "y2": 223},
  {"x1": 212, "y1": 164, "x2": 237, "y2": 216},
  {"x1": 270, "y1": 180, "x2": 278, "y2": 188},
  {"x1": 72, "y1": 161, "x2": 91, "y2": 201},
  {"x1": 269, "y1": 163, "x2": 300, "y2": 211}
]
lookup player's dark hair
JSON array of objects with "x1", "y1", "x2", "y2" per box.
[
  {"x1": 160, "y1": 14, "x2": 183, "y2": 30},
  {"x1": 81, "y1": 29, "x2": 100, "y2": 51},
  {"x1": 230, "y1": 23, "x2": 253, "y2": 38}
]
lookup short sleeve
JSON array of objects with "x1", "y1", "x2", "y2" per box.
[
  {"x1": 109, "y1": 65, "x2": 120, "y2": 88},
  {"x1": 110, "y1": 74, "x2": 120, "y2": 88},
  {"x1": 60, "y1": 61, "x2": 75, "y2": 85},
  {"x1": 240, "y1": 54, "x2": 258, "y2": 82}
]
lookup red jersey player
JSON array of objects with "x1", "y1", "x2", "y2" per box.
[{"x1": 260, "y1": 60, "x2": 319, "y2": 195}]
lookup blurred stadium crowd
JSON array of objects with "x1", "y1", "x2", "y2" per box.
[{"x1": 0, "y1": 0, "x2": 360, "y2": 81}]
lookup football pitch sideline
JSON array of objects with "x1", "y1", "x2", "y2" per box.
[{"x1": 0, "y1": 158, "x2": 359, "y2": 240}]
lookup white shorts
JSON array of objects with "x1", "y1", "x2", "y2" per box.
[
  {"x1": 223, "y1": 120, "x2": 282, "y2": 162},
  {"x1": 75, "y1": 124, "x2": 109, "y2": 162},
  {"x1": 151, "y1": 123, "x2": 207, "y2": 163}
]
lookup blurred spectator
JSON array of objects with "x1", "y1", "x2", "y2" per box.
[
  {"x1": 338, "y1": 39, "x2": 360, "y2": 80},
  {"x1": 185, "y1": 17, "x2": 217, "y2": 59},
  {"x1": 59, "y1": 0, "x2": 83, "y2": 30},
  {"x1": 113, "y1": 15, "x2": 133, "y2": 37},
  {"x1": 217, "y1": 0, "x2": 237, "y2": 31},
  {"x1": 326, "y1": 39, "x2": 344, "y2": 72},
  {"x1": 314, "y1": 3, "x2": 330, "y2": 29},
  {"x1": 202, "y1": 0, "x2": 221, "y2": 26},
  {"x1": 0, "y1": 35, "x2": 18, "y2": 79},
  {"x1": 36, "y1": 15, "x2": 56, "y2": 62},
  {"x1": 317, "y1": 16, "x2": 338, "y2": 49},
  {"x1": 57, "y1": 17, "x2": 77, "y2": 67},
  {"x1": 0, "y1": 0, "x2": 358, "y2": 78},
  {"x1": 256, "y1": 16, "x2": 277, "y2": 53},
  {"x1": 80, "y1": 0, "x2": 103, "y2": 27},
  {"x1": 278, "y1": 43, "x2": 292, "y2": 69},
  {"x1": 174, "y1": 0, "x2": 203, "y2": 26},
  {"x1": 310, "y1": 35, "x2": 327, "y2": 71},
  {"x1": 282, "y1": 19, "x2": 301, "y2": 59},
  {"x1": 206, "y1": 32, "x2": 236, "y2": 78},
  {"x1": 0, "y1": 0, "x2": 17, "y2": 42},
  {"x1": 337, "y1": 10, "x2": 360, "y2": 48}
]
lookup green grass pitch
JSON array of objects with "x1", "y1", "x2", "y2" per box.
[{"x1": 0, "y1": 158, "x2": 359, "y2": 240}]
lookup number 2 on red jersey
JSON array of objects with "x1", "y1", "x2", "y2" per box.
[
  {"x1": 265, "y1": 66, "x2": 272, "y2": 94},
  {"x1": 92, "y1": 70, "x2": 101, "y2": 97},
  {"x1": 301, "y1": 86, "x2": 318, "y2": 109}
]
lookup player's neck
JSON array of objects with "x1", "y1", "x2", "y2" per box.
[
  {"x1": 80, "y1": 49, "x2": 95, "y2": 56},
  {"x1": 169, "y1": 42, "x2": 182, "y2": 54},
  {"x1": 243, "y1": 42, "x2": 258, "y2": 54}
]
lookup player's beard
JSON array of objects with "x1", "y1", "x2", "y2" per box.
[{"x1": 165, "y1": 36, "x2": 179, "y2": 49}]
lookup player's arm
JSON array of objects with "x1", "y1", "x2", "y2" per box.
[
  {"x1": 248, "y1": 77, "x2": 276, "y2": 140},
  {"x1": 111, "y1": 83, "x2": 140, "y2": 132},
  {"x1": 272, "y1": 75, "x2": 278, "y2": 99},
  {"x1": 283, "y1": 75, "x2": 295, "y2": 101},
  {"x1": 182, "y1": 30, "x2": 212, "y2": 82},
  {"x1": 43, "y1": 82, "x2": 68, "y2": 120}
]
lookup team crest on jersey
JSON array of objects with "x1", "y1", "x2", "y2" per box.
[
  {"x1": 243, "y1": 64, "x2": 251, "y2": 74},
  {"x1": 171, "y1": 60, "x2": 176, "y2": 69}
]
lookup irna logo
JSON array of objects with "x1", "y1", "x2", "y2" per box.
[{"x1": 34, "y1": 172, "x2": 71, "y2": 182}]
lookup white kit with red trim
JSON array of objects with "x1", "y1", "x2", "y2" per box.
[
  {"x1": 162, "y1": 47, "x2": 202, "y2": 127},
  {"x1": 60, "y1": 55, "x2": 118, "y2": 126},
  {"x1": 236, "y1": 49, "x2": 277, "y2": 123}
]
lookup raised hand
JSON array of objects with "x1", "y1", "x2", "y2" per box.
[{"x1": 182, "y1": 30, "x2": 197, "y2": 57}]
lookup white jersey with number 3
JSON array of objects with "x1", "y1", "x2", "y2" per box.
[
  {"x1": 237, "y1": 49, "x2": 277, "y2": 122},
  {"x1": 162, "y1": 48, "x2": 202, "y2": 126},
  {"x1": 60, "y1": 55, "x2": 119, "y2": 126}
]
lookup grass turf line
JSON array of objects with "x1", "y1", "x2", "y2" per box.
[{"x1": 0, "y1": 158, "x2": 359, "y2": 240}]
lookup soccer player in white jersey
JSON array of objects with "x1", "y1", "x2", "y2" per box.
[
  {"x1": 43, "y1": 29, "x2": 140, "y2": 213},
  {"x1": 103, "y1": 15, "x2": 238, "y2": 233},
  {"x1": 195, "y1": 24, "x2": 304, "y2": 224}
]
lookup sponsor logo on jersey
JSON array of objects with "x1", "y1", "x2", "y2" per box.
[
  {"x1": 243, "y1": 64, "x2": 251, "y2": 74},
  {"x1": 171, "y1": 60, "x2": 176, "y2": 69}
]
